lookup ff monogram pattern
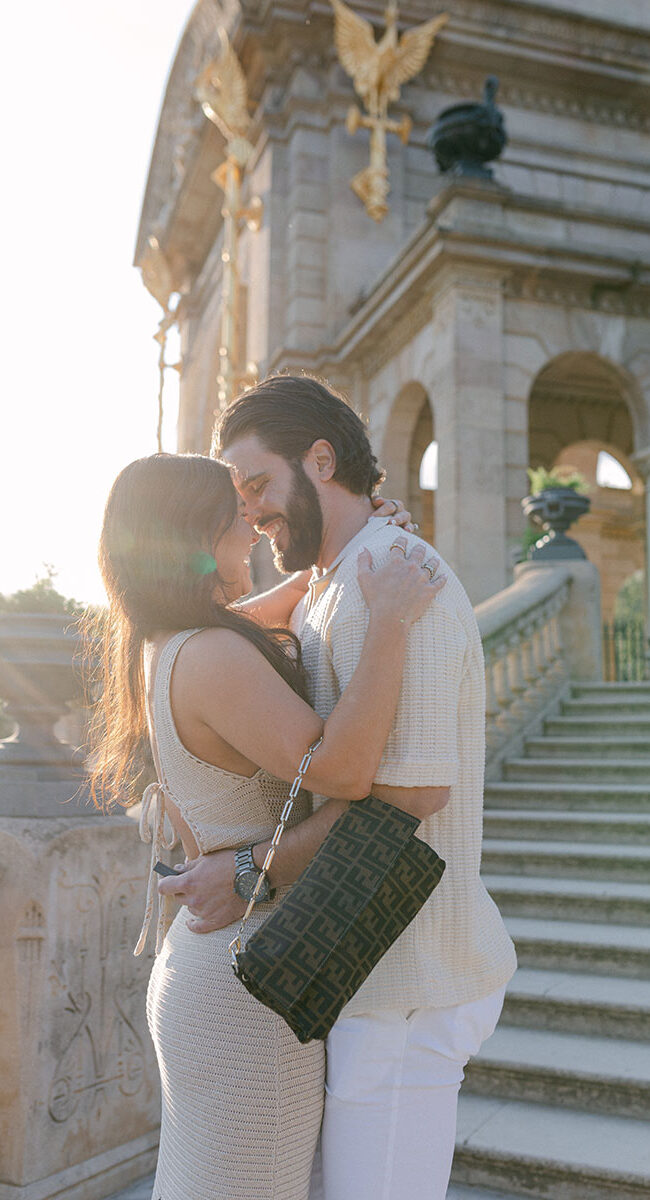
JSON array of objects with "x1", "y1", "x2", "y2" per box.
[{"x1": 233, "y1": 794, "x2": 446, "y2": 1043}]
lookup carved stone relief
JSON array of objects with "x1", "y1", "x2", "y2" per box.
[{"x1": 47, "y1": 868, "x2": 152, "y2": 1130}]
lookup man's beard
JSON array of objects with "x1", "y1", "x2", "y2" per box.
[{"x1": 271, "y1": 461, "x2": 323, "y2": 573}]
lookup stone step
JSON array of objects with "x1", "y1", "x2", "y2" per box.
[
  {"x1": 571, "y1": 682, "x2": 650, "y2": 698},
  {"x1": 545, "y1": 715, "x2": 650, "y2": 738},
  {"x1": 453, "y1": 1094, "x2": 650, "y2": 1200},
  {"x1": 484, "y1": 781, "x2": 650, "y2": 812},
  {"x1": 483, "y1": 809, "x2": 650, "y2": 844},
  {"x1": 525, "y1": 736, "x2": 650, "y2": 760},
  {"x1": 448, "y1": 1187, "x2": 528, "y2": 1200},
  {"x1": 482, "y1": 838, "x2": 650, "y2": 883},
  {"x1": 562, "y1": 697, "x2": 650, "y2": 716},
  {"x1": 506, "y1": 915, "x2": 650, "y2": 978},
  {"x1": 502, "y1": 967, "x2": 650, "y2": 1041},
  {"x1": 465, "y1": 1025, "x2": 650, "y2": 1119},
  {"x1": 503, "y1": 757, "x2": 650, "y2": 784},
  {"x1": 485, "y1": 873, "x2": 650, "y2": 927},
  {"x1": 105, "y1": 1176, "x2": 155, "y2": 1200}
]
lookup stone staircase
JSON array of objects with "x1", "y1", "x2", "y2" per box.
[{"x1": 450, "y1": 681, "x2": 650, "y2": 1200}]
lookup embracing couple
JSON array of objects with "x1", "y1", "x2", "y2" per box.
[{"x1": 91, "y1": 374, "x2": 516, "y2": 1200}]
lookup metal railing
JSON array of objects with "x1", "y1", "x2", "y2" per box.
[{"x1": 603, "y1": 620, "x2": 645, "y2": 682}]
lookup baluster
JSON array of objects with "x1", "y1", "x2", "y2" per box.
[
  {"x1": 541, "y1": 602, "x2": 557, "y2": 667},
  {"x1": 484, "y1": 645, "x2": 501, "y2": 753},
  {"x1": 550, "y1": 594, "x2": 567, "y2": 680},
  {"x1": 509, "y1": 629, "x2": 527, "y2": 697}
]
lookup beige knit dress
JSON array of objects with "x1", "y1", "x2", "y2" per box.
[{"x1": 136, "y1": 630, "x2": 325, "y2": 1200}]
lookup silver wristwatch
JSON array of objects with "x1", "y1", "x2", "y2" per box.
[{"x1": 233, "y1": 845, "x2": 273, "y2": 903}]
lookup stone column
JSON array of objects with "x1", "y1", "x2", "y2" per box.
[
  {"x1": 631, "y1": 446, "x2": 650, "y2": 678},
  {"x1": 0, "y1": 615, "x2": 161, "y2": 1200},
  {"x1": 430, "y1": 268, "x2": 508, "y2": 605}
]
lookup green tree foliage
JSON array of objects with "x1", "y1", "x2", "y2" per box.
[{"x1": 0, "y1": 565, "x2": 85, "y2": 615}]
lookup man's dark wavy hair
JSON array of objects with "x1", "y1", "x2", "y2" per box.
[{"x1": 214, "y1": 375, "x2": 385, "y2": 498}]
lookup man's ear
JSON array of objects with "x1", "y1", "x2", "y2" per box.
[{"x1": 304, "y1": 439, "x2": 336, "y2": 483}]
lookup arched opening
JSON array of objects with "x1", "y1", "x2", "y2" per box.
[
  {"x1": 381, "y1": 382, "x2": 435, "y2": 546},
  {"x1": 528, "y1": 353, "x2": 645, "y2": 674}
]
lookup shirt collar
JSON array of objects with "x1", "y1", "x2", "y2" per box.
[{"x1": 307, "y1": 516, "x2": 391, "y2": 600}]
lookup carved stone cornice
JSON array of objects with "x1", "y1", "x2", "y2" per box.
[
  {"x1": 428, "y1": 67, "x2": 650, "y2": 135},
  {"x1": 504, "y1": 272, "x2": 650, "y2": 319}
]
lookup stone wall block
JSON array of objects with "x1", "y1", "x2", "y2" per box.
[{"x1": 0, "y1": 811, "x2": 160, "y2": 1199}]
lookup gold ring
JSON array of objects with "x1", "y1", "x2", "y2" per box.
[
  {"x1": 390, "y1": 542, "x2": 407, "y2": 556},
  {"x1": 422, "y1": 562, "x2": 436, "y2": 580}
]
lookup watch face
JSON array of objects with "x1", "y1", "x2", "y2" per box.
[{"x1": 235, "y1": 869, "x2": 269, "y2": 902}]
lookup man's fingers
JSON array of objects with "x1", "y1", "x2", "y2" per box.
[
  {"x1": 407, "y1": 542, "x2": 427, "y2": 562},
  {"x1": 157, "y1": 874, "x2": 189, "y2": 897},
  {"x1": 186, "y1": 917, "x2": 217, "y2": 934},
  {"x1": 430, "y1": 573, "x2": 447, "y2": 593},
  {"x1": 357, "y1": 547, "x2": 374, "y2": 574}
]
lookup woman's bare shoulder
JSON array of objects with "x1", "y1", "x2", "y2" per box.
[{"x1": 173, "y1": 625, "x2": 266, "y2": 680}]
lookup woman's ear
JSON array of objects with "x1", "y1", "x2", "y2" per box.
[{"x1": 304, "y1": 439, "x2": 336, "y2": 483}]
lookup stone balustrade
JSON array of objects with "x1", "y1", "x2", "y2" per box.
[{"x1": 476, "y1": 559, "x2": 602, "y2": 778}]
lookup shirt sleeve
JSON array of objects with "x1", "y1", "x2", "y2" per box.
[{"x1": 326, "y1": 584, "x2": 468, "y2": 788}]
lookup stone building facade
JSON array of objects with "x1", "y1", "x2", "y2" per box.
[{"x1": 136, "y1": 0, "x2": 650, "y2": 611}]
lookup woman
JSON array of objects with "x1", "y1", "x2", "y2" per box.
[{"x1": 90, "y1": 452, "x2": 445, "y2": 1200}]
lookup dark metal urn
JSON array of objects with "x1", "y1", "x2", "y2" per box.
[
  {"x1": 522, "y1": 488, "x2": 591, "y2": 561},
  {"x1": 428, "y1": 76, "x2": 507, "y2": 179}
]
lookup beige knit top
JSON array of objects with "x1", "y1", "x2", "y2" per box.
[
  {"x1": 296, "y1": 518, "x2": 518, "y2": 1013},
  {"x1": 135, "y1": 628, "x2": 311, "y2": 956}
]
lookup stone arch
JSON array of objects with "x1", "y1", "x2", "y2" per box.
[
  {"x1": 529, "y1": 351, "x2": 637, "y2": 469},
  {"x1": 380, "y1": 382, "x2": 434, "y2": 543},
  {"x1": 527, "y1": 353, "x2": 645, "y2": 627},
  {"x1": 552, "y1": 440, "x2": 644, "y2": 623}
]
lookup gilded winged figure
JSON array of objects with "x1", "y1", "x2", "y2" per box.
[
  {"x1": 195, "y1": 27, "x2": 251, "y2": 141},
  {"x1": 140, "y1": 236, "x2": 174, "y2": 313},
  {"x1": 331, "y1": 0, "x2": 448, "y2": 119}
]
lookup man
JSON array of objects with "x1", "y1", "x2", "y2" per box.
[{"x1": 159, "y1": 375, "x2": 517, "y2": 1199}]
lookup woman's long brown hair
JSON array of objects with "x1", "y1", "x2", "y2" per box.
[{"x1": 87, "y1": 453, "x2": 307, "y2": 809}]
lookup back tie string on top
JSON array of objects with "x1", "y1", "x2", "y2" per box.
[{"x1": 134, "y1": 781, "x2": 179, "y2": 956}]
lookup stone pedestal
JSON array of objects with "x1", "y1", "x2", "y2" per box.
[
  {"x1": 0, "y1": 618, "x2": 160, "y2": 1200},
  {"x1": 515, "y1": 559, "x2": 603, "y2": 681}
]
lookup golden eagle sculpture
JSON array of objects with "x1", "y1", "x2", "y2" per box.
[
  {"x1": 331, "y1": 2, "x2": 448, "y2": 221},
  {"x1": 331, "y1": 1, "x2": 448, "y2": 119},
  {"x1": 194, "y1": 27, "x2": 251, "y2": 143}
]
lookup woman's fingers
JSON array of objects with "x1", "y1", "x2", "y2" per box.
[{"x1": 371, "y1": 496, "x2": 414, "y2": 529}]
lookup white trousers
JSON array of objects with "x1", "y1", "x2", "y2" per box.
[{"x1": 311, "y1": 986, "x2": 506, "y2": 1200}]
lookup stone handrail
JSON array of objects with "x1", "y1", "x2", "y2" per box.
[{"x1": 476, "y1": 566, "x2": 572, "y2": 777}]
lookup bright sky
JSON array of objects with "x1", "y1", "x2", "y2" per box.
[{"x1": 1, "y1": 0, "x2": 193, "y2": 605}]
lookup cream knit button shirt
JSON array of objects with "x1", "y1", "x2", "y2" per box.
[{"x1": 295, "y1": 517, "x2": 517, "y2": 1014}]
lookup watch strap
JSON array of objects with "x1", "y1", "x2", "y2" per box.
[{"x1": 234, "y1": 845, "x2": 275, "y2": 902}]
